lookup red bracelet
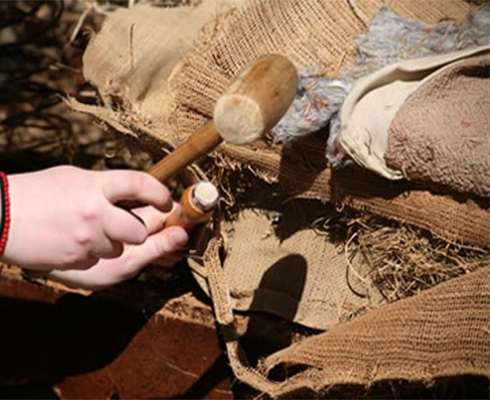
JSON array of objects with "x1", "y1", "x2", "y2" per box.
[{"x1": 0, "y1": 172, "x2": 10, "y2": 256}]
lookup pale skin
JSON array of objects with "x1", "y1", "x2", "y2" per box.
[{"x1": 0, "y1": 165, "x2": 189, "y2": 291}]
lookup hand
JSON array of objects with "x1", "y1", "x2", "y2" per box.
[
  {"x1": 1, "y1": 165, "x2": 180, "y2": 271},
  {"x1": 47, "y1": 204, "x2": 189, "y2": 291}
]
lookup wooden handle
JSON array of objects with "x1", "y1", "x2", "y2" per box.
[
  {"x1": 148, "y1": 121, "x2": 222, "y2": 183},
  {"x1": 22, "y1": 55, "x2": 297, "y2": 280},
  {"x1": 149, "y1": 54, "x2": 298, "y2": 183},
  {"x1": 118, "y1": 122, "x2": 221, "y2": 209},
  {"x1": 166, "y1": 181, "x2": 219, "y2": 230}
]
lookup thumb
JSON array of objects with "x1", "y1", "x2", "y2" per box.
[
  {"x1": 140, "y1": 226, "x2": 189, "y2": 261},
  {"x1": 119, "y1": 226, "x2": 189, "y2": 278}
]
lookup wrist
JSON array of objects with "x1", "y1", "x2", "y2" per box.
[{"x1": 0, "y1": 172, "x2": 11, "y2": 258}]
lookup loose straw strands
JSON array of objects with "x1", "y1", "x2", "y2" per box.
[
  {"x1": 346, "y1": 214, "x2": 489, "y2": 302},
  {"x1": 312, "y1": 210, "x2": 489, "y2": 302}
]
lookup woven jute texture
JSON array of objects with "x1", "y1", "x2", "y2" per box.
[
  {"x1": 76, "y1": 0, "x2": 490, "y2": 396},
  {"x1": 164, "y1": 0, "x2": 489, "y2": 248},
  {"x1": 190, "y1": 200, "x2": 384, "y2": 331},
  {"x1": 202, "y1": 235, "x2": 490, "y2": 397},
  {"x1": 69, "y1": 0, "x2": 245, "y2": 144},
  {"x1": 260, "y1": 266, "x2": 490, "y2": 393},
  {"x1": 75, "y1": 0, "x2": 489, "y2": 247},
  {"x1": 174, "y1": 3, "x2": 488, "y2": 394}
]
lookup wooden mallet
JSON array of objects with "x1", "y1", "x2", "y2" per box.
[
  {"x1": 154, "y1": 53, "x2": 298, "y2": 228},
  {"x1": 123, "y1": 53, "x2": 298, "y2": 222},
  {"x1": 22, "y1": 55, "x2": 298, "y2": 281},
  {"x1": 147, "y1": 53, "x2": 298, "y2": 183}
]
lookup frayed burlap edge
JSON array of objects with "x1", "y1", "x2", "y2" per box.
[
  {"x1": 203, "y1": 234, "x2": 490, "y2": 397},
  {"x1": 69, "y1": 0, "x2": 489, "y2": 247},
  {"x1": 165, "y1": 0, "x2": 489, "y2": 248}
]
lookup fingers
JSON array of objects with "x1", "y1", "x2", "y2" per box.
[
  {"x1": 117, "y1": 226, "x2": 189, "y2": 278},
  {"x1": 103, "y1": 202, "x2": 177, "y2": 245},
  {"x1": 48, "y1": 269, "x2": 105, "y2": 291},
  {"x1": 98, "y1": 170, "x2": 186, "y2": 247},
  {"x1": 103, "y1": 205, "x2": 149, "y2": 244},
  {"x1": 88, "y1": 238, "x2": 124, "y2": 260},
  {"x1": 151, "y1": 249, "x2": 187, "y2": 267},
  {"x1": 138, "y1": 226, "x2": 189, "y2": 266},
  {"x1": 49, "y1": 226, "x2": 189, "y2": 291},
  {"x1": 130, "y1": 203, "x2": 177, "y2": 235},
  {"x1": 99, "y1": 170, "x2": 173, "y2": 212}
]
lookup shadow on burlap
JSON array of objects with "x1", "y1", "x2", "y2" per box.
[{"x1": 70, "y1": 0, "x2": 490, "y2": 397}]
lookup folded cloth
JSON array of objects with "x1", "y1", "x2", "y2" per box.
[
  {"x1": 385, "y1": 49, "x2": 490, "y2": 198},
  {"x1": 339, "y1": 46, "x2": 489, "y2": 186}
]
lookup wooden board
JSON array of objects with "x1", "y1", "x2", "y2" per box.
[{"x1": 0, "y1": 266, "x2": 233, "y2": 399}]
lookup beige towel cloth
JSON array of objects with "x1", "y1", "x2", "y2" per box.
[
  {"x1": 340, "y1": 45, "x2": 489, "y2": 194},
  {"x1": 386, "y1": 49, "x2": 490, "y2": 197}
]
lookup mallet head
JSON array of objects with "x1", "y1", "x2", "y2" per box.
[{"x1": 214, "y1": 54, "x2": 298, "y2": 145}]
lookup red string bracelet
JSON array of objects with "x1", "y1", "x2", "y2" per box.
[{"x1": 0, "y1": 172, "x2": 11, "y2": 257}]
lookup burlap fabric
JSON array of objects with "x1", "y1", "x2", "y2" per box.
[
  {"x1": 260, "y1": 266, "x2": 490, "y2": 394},
  {"x1": 199, "y1": 235, "x2": 489, "y2": 397},
  {"x1": 190, "y1": 199, "x2": 384, "y2": 331},
  {"x1": 73, "y1": 0, "x2": 490, "y2": 397},
  {"x1": 164, "y1": 0, "x2": 489, "y2": 249},
  {"x1": 72, "y1": 0, "x2": 490, "y2": 247}
]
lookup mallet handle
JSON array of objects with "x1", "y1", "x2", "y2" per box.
[
  {"x1": 118, "y1": 122, "x2": 220, "y2": 209},
  {"x1": 149, "y1": 54, "x2": 297, "y2": 183},
  {"x1": 22, "y1": 55, "x2": 297, "y2": 281},
  {"x1": 148, "y1": 121, "x2": 222, "y2": 183},
  {"x1": 166, "y1": 181, "x2": 219, "y2": 230}
]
